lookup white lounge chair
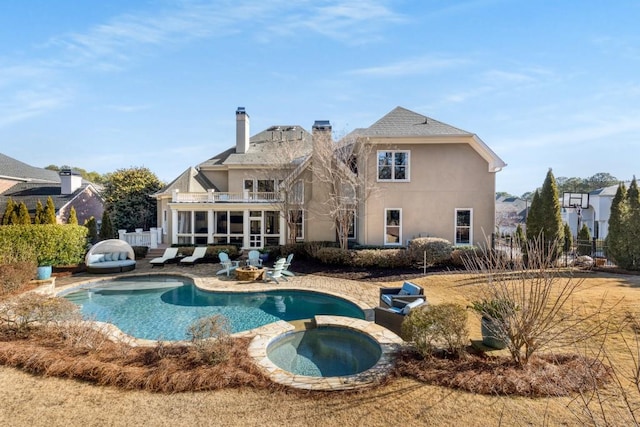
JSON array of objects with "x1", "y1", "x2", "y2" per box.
[
  {"x1": 180, "y1": 246, "x2": 208, "y2": 265},
  {"x1": 216, "y1": 252, "x2": 240, "y2": 276},
  {"x1": 264, "y1": 258, "x2": 287, "y2": 284},
  {"x1": 247, "y1": 250, "x2": 263, "y2": 267},
  {"x1": 282, "y1": 253, "x2": 294, "y2": 276},
  {"x1": 149, "y1": 247, "x2": 180, "y2": 267}
]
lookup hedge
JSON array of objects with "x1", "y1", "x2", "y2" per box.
[{"x1": 0, "y1": 225, "x2": 88, "y2": 267}]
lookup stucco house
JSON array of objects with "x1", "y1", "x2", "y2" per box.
[
  {"x1": 0, "y1": 153, "x2": 104, "y2": 225},
  {"x1": 154, "y1": 106, "x2": 506, "y2": 249}
]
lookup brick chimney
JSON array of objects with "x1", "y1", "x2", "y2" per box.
[
  {"x1": 236, "y1": 107, "x2": 250, "y2": 154},
  {"x1": 59, "y1": 168, "x2": 82, "y2": 195}
]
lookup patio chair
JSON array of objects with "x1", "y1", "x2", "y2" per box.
[
  {"x1": 379, "y1": 281, "x2": 424, "y2": 308},
  {"x1": 281, "y1": 253, "x2": 295, "y2": 277},
  {"x1": 374, "y1": 297, "x2": 426, "y2": 337},
  {"x1": 180, "y1": 246, "x2": 208, "y2": 266},
  {"x1": 247, "y1": 250, "x2": 263, "y2": 267},
  {"x1": 149, "y1": 247, "x2": 180, "y2": 267},
  {"x1": 216, "y1": 251, "x2": 240, "y2": 276},
  {"x1": 263, "y1": 258, "x2": 287, "y2": 284}
]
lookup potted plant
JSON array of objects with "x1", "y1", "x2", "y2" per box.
[{"x1": 468, "y1": 298, "x2": 514, "y2": 349}]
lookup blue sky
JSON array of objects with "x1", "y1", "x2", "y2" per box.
[{"x1": 1, "y1": 0, "x2": 638, "y2": 197}]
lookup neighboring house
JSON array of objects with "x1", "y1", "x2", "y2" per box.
[
  {"x1": 561, "y1": 182, "x2": 633, "y2": 241},
  {"x1": 495, "y1": 196, "x2": 528, "y2": 236},
  {"x1": 154, "y1": 106, "x2": 506, "y2": 248},
  {"x1": 0, "y1": 153, "x2": 104, "y2": 225}
]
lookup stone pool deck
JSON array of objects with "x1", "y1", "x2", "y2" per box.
[{"x1": 50, "y1": 259, "x2": 407, "y2": 390}]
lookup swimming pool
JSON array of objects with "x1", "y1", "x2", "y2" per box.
[{"x1": 62, "y1": 275, "x2": 365, "y2": 340}]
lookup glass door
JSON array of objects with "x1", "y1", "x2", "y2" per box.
[{"x1": 249, "y1": 215, "x2": 262, "y2": 248}]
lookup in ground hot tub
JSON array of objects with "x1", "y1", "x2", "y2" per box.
[{"x1": 267, "y1": 326, "x2": 382, "y2": 377}]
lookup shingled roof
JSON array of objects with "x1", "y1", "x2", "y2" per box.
[
  {"x1": 352, "y1": 106, "x2": 472, "y2": 137},
  {"x1": 0, "y1": 153, "x2": 59, "y2": 183},
  {"x1": 0, "y1": 182, "x2": 91, "y2": 215},
  {"x1": 198, "y1": 125, "x2": 312, "y2": 168}
]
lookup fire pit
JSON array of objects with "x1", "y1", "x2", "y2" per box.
[{"x1": 235, "y1": 266, "x2": 265, "y2": 281}]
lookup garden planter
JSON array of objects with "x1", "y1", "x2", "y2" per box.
[
  {"x1": 481, "y1": 317, "x2": 507, "y2": 349},
  {"x1": 37, "y1": 265, "x2": 52, "y2": 280}
]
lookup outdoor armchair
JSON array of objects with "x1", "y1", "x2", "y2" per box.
[
  {"x1": 216, "y1": 251, "x2": 240, "y2": 276},
  {"x1": 374, "y1": 298, "x2": 426, "y2": 337},
  {"x1": 379, "y1": 281, "x2": 424, "y2": 308}
]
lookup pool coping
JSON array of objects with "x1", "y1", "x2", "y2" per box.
[{"x1": 247, "y1": 315, "x2": 404, "y2": 391}]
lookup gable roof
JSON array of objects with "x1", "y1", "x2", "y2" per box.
[
  {"x1": 0, "y1": 153, "x2": 59, "y2": 183},
  {"x1": 351, "y1": 106, "x2": 506, "y2": 172},
  {"x1": 155, "y1": 167, "x2": 217, "y2": 196}
]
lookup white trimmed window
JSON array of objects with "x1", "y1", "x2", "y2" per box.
[
  {"x1": 455, "y1": 208, "x2": 472, "y2": 245},
  {"x1": 377, "y1": 150, "x2": 409, "y2": 181},
  {"x1": 384, "y1": 208, "x2": 402, "y2": 245}
]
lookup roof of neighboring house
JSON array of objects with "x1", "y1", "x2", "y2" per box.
[
  {"x1": 199, "y1": 125, "x2": 312, "y2": 168},
  {"x1": 0, "y1": 182, "x2": 98, "y2": 214},
  {"x1": 351, "y1": 106, "x2": 472, "y2": 137},
  {"x1": 0, "y1": 153, "x2": 60, "y2": 183},
  {"x1": 590, "y1": 181, "x2": 632, "y2": 197}
]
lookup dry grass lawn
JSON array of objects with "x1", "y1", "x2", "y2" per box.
[{"x1": 2, "y1": 271, "x2": 640, "y2": 427}]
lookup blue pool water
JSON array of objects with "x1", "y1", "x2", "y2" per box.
[
  {"x1": 267, "y1": 327, "x2": 382, "y2": 377},
  {"x1": 62, "y1": 276, "x2": 364, "y2": 340}
]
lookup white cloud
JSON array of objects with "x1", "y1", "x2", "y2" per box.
[
  {"x1": 348, "y1": 55, "x2": 469, "y2": 77},
  {"x1": 0, "y1": 88, "x2": 72, "y2": 128}
]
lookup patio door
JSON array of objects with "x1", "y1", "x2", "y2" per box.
[{"x1": 249, "y1": 213, "x2": 262, "y2": 248}]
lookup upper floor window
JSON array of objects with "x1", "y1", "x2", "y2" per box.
[
  {"x1": 455, "y1": 208, "x2": 472, "y2": 245},
  {"x1": 378, "y1": 150, "x2": 409, "y2": 181}
]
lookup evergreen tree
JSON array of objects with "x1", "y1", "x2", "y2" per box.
[
  {"x1": 17, "y1": 202, "x2": 31, "y2": 224},
  {"x1": 34, "y1": 200, "x2": 44, "y2": 224},
  {"x1": 627, "y1": 177, "x2": 640, "y2": 269},
  {"x1": 44, "y1": 196, "x2": 57, "y2": 224},
  {"x1": 515, "y1": 223, "x2": 526, "y2": 245},
  {"x1": 99, "y1": 209, "x2": 115, "y2": 240},
  {"x1": 577, "y1": 223, "x2": 592, "y2": 256},
  {"x1": 84, "y1": 216, "x2": 98, "y2": 244},
  {"x1": 539, "y1": 169, "x2": 564, "y2": 257},
  {"x1": 2, "y1": 197, "x2": 16, "y2": 225},
  {"x1": 563, "y1": 223, "x2": 573, "y2": 254},
  {"x1": 526, "y1": 190, "x2": 542, "y2": 239},
  {"x1": 68, "y1": 206, "x2": 78, "y2": 225},
  {"x1": 606, "y1": 183, "x2": 630, "y2": 268}
]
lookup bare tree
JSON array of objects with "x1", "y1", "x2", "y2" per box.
[
  {"x1": 309, "y1": 131, "x2": 376, "y2": 249},
  {"x1": 466, "y1": 237, "x2": 615, "y2": 367}
]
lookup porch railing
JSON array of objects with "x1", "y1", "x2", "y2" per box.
[
  {"x1": 171, "y1": 189, "x2": 282, "y2": 203},
  {"x1": 118, "y1": 227, "x2": 161, "y2": 248}
]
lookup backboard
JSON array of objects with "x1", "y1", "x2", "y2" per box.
[{"x1": 562, "y1": 192, "x2": 589, "y2": 209}]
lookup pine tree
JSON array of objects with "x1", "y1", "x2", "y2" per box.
[
  {"x1": 17, "y1": 202, "x2": 31, "y2": 224},
  {"x1": 99, "y1": 210, "x2": 114, "y2": 240},
  {"x1": 539, "y1": 169, "x2": 564, "y2": 257},
  {"x1": 84, "y1": 217, "x2": 98, "y2": 244},
  {"x1": 515, "y1": 223, "x2": 526, "y2": 245},
  {"x1": 34, "y1": 200, "x2": 44, "y2": 224},
  {"x1": 44, "y1": 196, "x2": 57, "y2": 224},
  {"x1": 577, "y1": 223, "x2": 592, "y2": 256},
  {"x1": 563, "y1": 222, "x2": 573, "y2": 254},
  {"x1": 2, "y1": 197, "x2": 16, "y2": 225},
  {"x1": 607, "y1": 183, "x2": 631, "y2": 268},
  {"x1": 627, "y1": 177, "x2": 640, "y2": 269},
  {"x1": 68, "y1": 206, "x2": 78, "y2": 225},
  {"x1": 526, "y1": 190, "x2": 542, "y2": 239}
]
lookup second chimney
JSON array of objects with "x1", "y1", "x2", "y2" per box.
[{"x1": 236, "y1": 107, "x2": 250, "y2": 154}]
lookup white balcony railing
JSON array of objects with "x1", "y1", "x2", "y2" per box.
[{"x1": 171, "y1": 189, "x2": 282, "y2": 203}]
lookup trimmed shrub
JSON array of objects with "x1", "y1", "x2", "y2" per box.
[
  {"x1": 351, "y1": 249, "x2": 411, "y2": 268},
  {"x1": 0, "y1": 224, "x2": 87, "y2": 267},
  {"x1": 407, "y1": 237, "x2": 453, "y2": 266},
  {"x1": 450, "y1": 246, "x2": 484, "y2": 268},
  {"x1": 132, "y1": 246, "x2": 149, "y2": 260},
  {"x1": 316, "y1": 247, "x2": 352, "y2": 265},
  {"x1": 402, "y1": 303, "x2": 469, "y2": 358}
]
